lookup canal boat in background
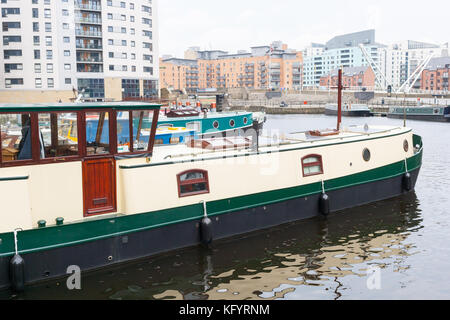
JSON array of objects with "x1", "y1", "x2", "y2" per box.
[
  {"x1": 0, "y1": 70, "x2": 423, "y2": 292},
  {"x1": 325, "y1": 103, "x2": 372, "y2": 117},
  {"x1": 387, "y1": 105, "x2": 450, "y2": 122},
  {"x1": 157, "y1": 109, "x2": 266, "y2": 138}
]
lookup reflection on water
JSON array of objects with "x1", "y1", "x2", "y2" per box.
[{"x1": 3, "y1": 192, "x2": 422, "y2": 300}]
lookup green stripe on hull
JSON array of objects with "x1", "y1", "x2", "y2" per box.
[{"x1": 0, "y1": 141, "x2": 423, "y2": 257}]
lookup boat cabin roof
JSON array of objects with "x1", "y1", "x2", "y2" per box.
[{"x1": 0, "y1": 102, "x2": 161, "y2": 113}]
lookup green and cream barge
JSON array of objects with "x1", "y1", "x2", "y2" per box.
[
  {"x1": 0, "y1": 101, "x2": 423, "y2": 291},
  {"x1": 388, "y1": 105, "x2": 450, "y2": 122}
]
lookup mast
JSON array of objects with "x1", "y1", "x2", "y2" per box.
[{"x1": 337, "y1": 68, "x2": 343, "y2": 131}]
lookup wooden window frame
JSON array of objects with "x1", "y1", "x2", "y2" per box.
[
  {"x1": 0, "y1": 112, "x2": 38, "y2": 168},
  {"x1": 301, "y1": 154, "x2": 324, "y2": 177},
  {"x1": 0, "y1": 108, "x2": 160, "y2": 168},
  {"x1": 37, "y1": 111, "x2": 83, "y2": 165},
  {"x1": 83, "y1": 109, "x2": 116, "y2": 159},
  {"x1": 177, "y1": 169, "x2": 210, "y2": 198},
  {"x1": 115, "y1": 109, "x2": 159, "y2": 156}
]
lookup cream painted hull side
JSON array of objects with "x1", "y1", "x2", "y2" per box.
[{"x1": 120, "y1": 130, "x2": 414, "y2": 215}]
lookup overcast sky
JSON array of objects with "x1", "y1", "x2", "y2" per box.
[{"x1": 158, "y1": 0, "x2": 449, "y2": 57}]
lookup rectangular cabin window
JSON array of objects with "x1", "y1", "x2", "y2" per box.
[
  {"x1": 86, "y1": 112, "x2": 110, "y2": 155},
  {"x1": 1, "y1": 113, "x2": 33, "y2": 163},
  {"x1": 177, "y1": 170, "x2": 210, "y2": 198},
  {"x1": 117, "y1": 110, "x2": 154, "y2": 154},
  {"x1": 132, "y1": 110, "x2": 154, "y2": 152},
  {"x1": 302, "y1": 155, "x2": 323, "y2": 177},
  {"x1": 38, "y1": 113, "x2": 79, "y2": 159}
]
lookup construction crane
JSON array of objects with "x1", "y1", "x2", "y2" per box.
[
  {"x1": 359, "y1": 44, "x2": 393, "y2": 91},
  {"x1": 396, "y1": 53, "x2": 434, "y2": 94}
]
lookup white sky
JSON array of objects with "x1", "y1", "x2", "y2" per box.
[{"x1": 158, "y1": 0, "x2": 449, "y2": 57}]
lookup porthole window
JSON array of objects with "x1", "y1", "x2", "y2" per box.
[
  {"x1": 229, "y1": 119, "x2": 235, "y2": 127},
  {"x1": 243, "y1": 117, "x2": 248, "y2": 125},
  {"x1": 177, "y1": 170, "x2": 210, "y2": 197},
  {"x1": 302, "y1": 155, "x2": 323, "y2": 177},
  {"x1": 403, "y1": 139, "x2": 409, "y2": 152},
  {"x1": 213, "y1": 121, "x2": 219, "y2": 129},
  {"x1": 363, "y1": 148, "x2": 371, "y2": 162}
]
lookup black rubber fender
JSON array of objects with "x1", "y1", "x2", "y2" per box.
[{"x1": 10, "y1": 254, "x2": 25, "y2": 292}]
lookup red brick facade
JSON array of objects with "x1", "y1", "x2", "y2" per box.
[{"x1": 320, "y1": 66, "x2": 375, "y2": 89}]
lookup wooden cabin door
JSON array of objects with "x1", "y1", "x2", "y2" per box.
[
  {"x1": 82, "y1": 157, "x2": 117, "y2": 216},
  {"x1": 81, "y1": 110, "x2": 116, "y2": 217}
]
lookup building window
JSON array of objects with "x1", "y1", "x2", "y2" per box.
[
  {"x1": 62, "y1": 9, "x2": 69, "y2": 16},
  {"x1": 4, "y1": 63, "x2": 23, "y2": 73},
  {"x1": 177, "y1": 170, "x2": 210, "y2": 198},
  {"x1": 130, "y1": 16, "x2": 135, "y2": 22},
  {"x1": 33, "y1": 36, "x2": 40, "y2": 45},
  {"x1": 35, "y1": 78, "x2": 42, "y2": 88},
  {"x1": 46, "y1": 50, "x2": 53, "y2": 60},
  {"x1": 33, "y1": 22, "x2": 39, "y2": 32},
  {"x1": 63, "y1": 23, "x2": 69, "y2": 29},
  {"x1": 4, "y1": 78, "x2": 24, "y2": 88},
  {"x1": 45, "y1": 22, "x2": 52, "y2": 32},
  {"x1": 47, "y1": 78, "x2": 54, "y2": 88},
  {"x1": 44, "y1": 9, "x2": 51, "y2": 18},
  {"x1": 77, "y1": 78, "x2": 104, "y2": 99},
  {"x1": 47, "y1": 63, "x2": 53, "y2": 73},
  {"x1": 143, "y1": 67, "x2": 153, "y2": 74},
  {"x1": 64, "y1": 50, "x2": 70, "y2": 56},
  {"x1": 32, "y1": 8, "x2": 39, "y2": 18},
  {"x1": 130, "y1": 28, "x2": 135, "y2": 35},
  {"x1": 108, "y1": 26, "x2": 113, "y2": 32},
  {"x1": 3, "y1": 35, "x2": 21, "y2": 45},
  {"x1": 63, "y1": 37, "x2": 70, "y2": 43},
  {"x1": 45, "y1": 36, "x2": 52, "y2": 46},
  {"x1": 64, "y1": 64, "x2": 71, "y2": 70},
  {"x1": 122, "y1": 79, "x2": 140, "y2": 98},
  {"x1": 34, "y1": 50, "x2": 41, "y2": 59},
  {"x1": 65, "y1": 78, "x2": 71, "y2": 84},
  {"x1": 2, "y1": 22, "x2": 21, "y2": 31},
  {"x1": 301, "y1": 155, "x2": 323, "y2": 177},
  {"x1": 3, "y1": 50, "x2": 22, "y2": 59}
]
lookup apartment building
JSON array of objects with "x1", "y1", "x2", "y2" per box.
[
  {"x1": 319, "y1": 66, "x2": 375, "y2": 89},
  {"x1": 302, "y1": 30, "x2": 386, "y2": 89},
  {"x1": 160, "y1": 41, "x2": 303, "y2": 93},
  {"x1": 420, "y1": 57, "x2": 450, "y2": 92},
  {"x1": 0, "y1": 0, "x2": 158, "y2": 103}
]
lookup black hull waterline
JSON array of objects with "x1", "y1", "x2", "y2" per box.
[
  {"x1": 387, "y1": 114, "x2": 450, "y2": 122},
  {"x1": 324, "y1": 109, "x2": 372, "y2": 117},
  {"x1": 0, "y1": 166, "x2": 421, "y2": 291}
]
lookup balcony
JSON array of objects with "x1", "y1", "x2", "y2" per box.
[
  {"x1": 76, "y1": 44, "x2": 102, "y2": 50},
  {"x1": 77, "y1": 63, "x2": 103, "y2": 73},
  {"x1": 76, "y1": 2, "x2": 102, "y2": 12},
  {"x1": 76, "y1": 16, "x2": 102, "y2": 25},
  {"x1": 77, "y1": 57, "x2": 103, "y2": 63},
  {"x1": 76, "y1": 29, "x2": 102, "y2": 38}
]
